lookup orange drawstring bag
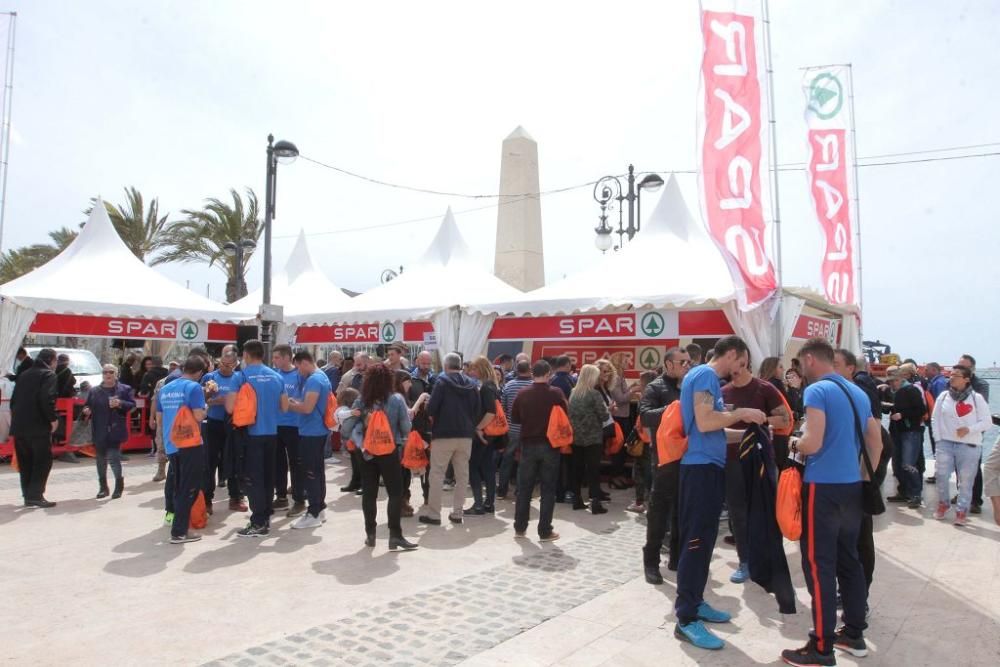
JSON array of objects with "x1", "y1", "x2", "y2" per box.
[
  {"x1": 362, "y1": 410, "x2": 396, "y2": 456},
  {"x1": 323, "y1": 392, "x2": 339, "y2": 430},
  {"x1": 10, "y1": 446, "x2": 18, "y2": 472},
  {"x1": 170, "y1": 406, "x2": 203, "y2": 448},
  {"x1": 547, "y1": 406, "x2": 574, "y2": 449},
  {"x1": 654, "y1": 402, "x2": 688, "y2": 466},
  {"x1": 636, "y1": 414, "x2": 650, "y2": 444},
  {"x1": 604, "y1": 421, "x2": 625, "y2": 456},
  {"x1": 401, "y1": 431, "x2": 429, "y2": 470},
  {"x1": 189, "y1": 490, "x2": 208, "y2": 529},
  {"x1": 483, "y1": 399, "x2": 509, "y2": 436},
  {"x1": 232, "y1": 382, "x2": 258, "y2": 427},
  {"x1": 776, "y1": 467, "x2": 803, "y2": 541}
]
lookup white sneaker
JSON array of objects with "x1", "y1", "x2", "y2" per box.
[
  {"x1": 291, "y1": 513, "x2": 323, "y2": 529},
  {"x1": 319, "y1": 510, "x2": 327, "y2": 523}
]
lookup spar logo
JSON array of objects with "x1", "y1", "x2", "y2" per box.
[
  {"x1": 808, "y1": 72, "x2": 844, "y2": 120},
  {"x1": 640, "y1": 312, "x2": 665, "y2": 338},
  {"x1": 381, "y1": 323, "x2": 397, "y2": 342},
  {"x1": 639, "y1": 347, "x2": 662, "y2": 370},
  {"x1": 179, "y1": 320, "x2": 199, "y2": 341}
]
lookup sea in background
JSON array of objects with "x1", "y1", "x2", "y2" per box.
[{"x1": 923, "y1": 378, "x2": 998, "y2": 461}]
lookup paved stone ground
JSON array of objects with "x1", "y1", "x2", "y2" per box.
[{"x1": 2, "y1": 455, "x2": 999, "y2": 666}]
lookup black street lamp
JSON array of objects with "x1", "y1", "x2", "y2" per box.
[
  {"x1": 261, "y1": 133, "x2": 298, "y2": 346},
  {"x1": 223, "y1": 238, "x2": 257, "y2": 302},
  {"x1": 592, "y1": 164, "x2": 664, "y2": 252}
]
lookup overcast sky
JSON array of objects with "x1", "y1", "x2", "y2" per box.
[{"x1": 2, "y1": 0, "x2": 998, "y2": 365}]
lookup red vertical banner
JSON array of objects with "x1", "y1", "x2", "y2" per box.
[
  {"x1": 803, "y1": 66, "x2": 857, "y2": 306},
  {"x1": 698, "y1": 5, "x2": 777, "y2": 309}
]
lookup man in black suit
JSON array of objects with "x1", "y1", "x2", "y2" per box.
[{"x1": 11, "y1": 348, "x2": 59, "y2": 508}]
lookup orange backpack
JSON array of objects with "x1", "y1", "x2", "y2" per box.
[
  {"x1": 636, "y1": 415, "x2": 651, "y2": 444},
  {"x1": 232, "y1": 382, "x2": 257, "y2": 427},
  {"x1": 922, "y1": 389, "x2": 935, "y2": 423},
  {"x1": 363, "y1": 409, "x2": 396, "y2": 456},
  {"x1": 401, "y1": 430, "x2": 429, "y2": 470},
  {"x1": 484, "y1": 399, "x2": 510, "y2": 436},
  {"x1": 776, "y1": 467, "x2": 803, "y2": 540},
  {"x1": 170, "y1": 406, "x2": 203, "y2": 448},
  {"x1": 773, "y1": 389, "x2": 796, "y2": 437},
  {"x1": 323, "y1": 392, "x2": 339, "y2": 430},
  {"x1": 547, "y1": 405, "x2": 574, "y2": 449},
  {"x1": 189, "y1": 490, "x2": 208, "y2": 529},
  {"x1": 604, "y1": 421, "x2": 625, "y2": 456},
  {"x1": 655, "y1": 401, "x2": 688, "y2": 466}
]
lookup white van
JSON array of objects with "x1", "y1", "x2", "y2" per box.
[{"x1": 23, "y1": 346, "x2": 104, "y2": 391}]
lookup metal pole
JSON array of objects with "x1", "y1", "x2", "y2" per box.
[
  {"x1": 625, "y1": 164, "x2": 636, "y2": 240},
  {"x1": 846, "y1": 63, "x2": 864, "y2": 341},
  {"x1": 0, "y1": 13, "x2": 17, "y2": 255},
  {"x1": 761, "y1": 0, "x2": 784, "y2": 356},
  {"x1": 262, "y1": 134, "x2": 274, "y2": 306}
]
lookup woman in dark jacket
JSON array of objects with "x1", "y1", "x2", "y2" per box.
[
  {"x1": 465, "y1": 356, "x2": 499, "y2": 516},
  {"x1": 82, "y1": 364, "x2": 136, "y2": 499},
  {"x1": 568, "y1": 364, "x2": 611, "y2": 514}
]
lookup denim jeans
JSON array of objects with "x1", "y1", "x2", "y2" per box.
[
  {"x1": 898, "y1": 430, "x2": 924, "y2": 501},
  {"x1": 497, "y1": 431, "x2": 521, "y2": 496},
  {"x1": 469, "y1": 437, "x2": 497, "y2": 509},
  {"x1": 935, "y1": 440, "x2": 982, "y2": 513}
]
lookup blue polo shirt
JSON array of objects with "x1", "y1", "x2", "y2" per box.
[
  {"x1": 298, "y1": 370, "x2": 332, "y2": 437},
  {"x1": 802, "y1": 374, "x2": 868, "y2": 484},
  {"x1": 680, "y1": 363, "x2": 726, "y2": 467},
  {"x1": 202, "y1": 369, "x2": 244, "y2": 422},
  {"x1": 156, "y1": 377, "x2": 207, "y2": 455},
  {"x1": 276, "y1": 367, "x2": 302, "y2": 428},
  {"x1": 241, "y1": 363, "x2": 286, "y2": 437}
]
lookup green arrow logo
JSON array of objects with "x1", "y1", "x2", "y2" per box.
[
  {"x1": 180, "y1": 321, "x2": 199, "y2": 341},
  {"x1": 808, "y1": 72, "x2": 844, "y2": 120},
  {"x1": 639, "y1": 347, "x2": 661, "y2": 370},
  {"x1": 382, "y1": 323, "x2": 396, "y2": 342},
  {"x1": 640, "y1": 312, "x2": 665, "y2": 338}
]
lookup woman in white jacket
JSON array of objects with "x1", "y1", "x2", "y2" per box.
[{"x1": 931, "y1": 366, "x2": 992, "y2": 525}]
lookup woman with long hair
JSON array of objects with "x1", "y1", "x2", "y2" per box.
[
  {"x1": 569, "y1": 364, "x2": 611, "y2": 514},
  {"x1": 393, "y1": 370, "x2": 430, "y2": 516},
  {"x1": 464, "y1": 356, "x2": 501, "y2": 516},
  {"x1": 345, "y1": 364, "x2": 418, "y2": 550},
  {"x1": 597, "y1": 357, "x2": 631, "y2": 490},
  {"x1": 931, "y1": 366, "x2": 992, "y2": 525},
  {"x1": 758, "y1": 356, "x2": 786, "y2": 394}
]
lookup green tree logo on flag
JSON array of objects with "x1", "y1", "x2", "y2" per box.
[
  {"x1": 180, "y1": 320, "x2": 199, "y2": 341},
  {"x1": 640, "y1": 312, "x2": 665, "y2": 338},
  {"x1": 808, "y1": 72, "x2": 844, "y2": 120},
  {"x1": 382, "y1": 323, "x2": 397, "y2": 342}
]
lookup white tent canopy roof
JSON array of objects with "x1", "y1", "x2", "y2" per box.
[
  {"x1": 294, "y1": 208, "x2": 525, "y2": 326},
  {"x1": 231, "y1": 229, "x2": 354, "y2": 321},
  {"x1": 465, "y1": 174, "x2": 737, "y2": 317},
  {"x1": 0, "y1": 200, "x2": 252, "y2": 322}
]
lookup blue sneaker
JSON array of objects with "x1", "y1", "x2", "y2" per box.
[
  {"x1": 696, "y1": 601, "x2": 732, "y2": 624},
  {"x1": 674, "y1": 620, "x2": 724, "y2": 650},
  {"x1": 730, "y1": 562, "x2": 750, "y2": 584}
]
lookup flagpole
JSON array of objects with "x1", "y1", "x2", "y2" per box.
[
  {"x1": 0, "y1": 12, "x2": 17, "y2": 255},
  {"x1": 760, "y1": 0, "x2": 784, "y2": 356},
  {"x1": 845, "y1": 63, "x2": 864, "y2": 342}
]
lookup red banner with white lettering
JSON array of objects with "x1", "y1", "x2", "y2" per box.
[
  {"x1": 697, "y1": 2, "x2": 777, "y2": 310},
  {"x1": 803, "y1": 65, "x2": 858, "y2": 305}
]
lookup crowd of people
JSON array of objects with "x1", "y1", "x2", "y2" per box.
[{"x1": 7, "y1": 336, "x2": 999, "y2": 666}]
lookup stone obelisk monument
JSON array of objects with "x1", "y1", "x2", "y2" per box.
[{"x1": 493, "y1": 126, "x2": 544, "y2": 291}]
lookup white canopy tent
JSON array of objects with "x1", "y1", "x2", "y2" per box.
[
  {"x1": 231, "y1": 229, "x2": 354, "y2": 340},
  {"x1": 293, "y1": 208, "x2": 525, "y2": 358},
  {"x1": 0, "y1": 201, "x2": 253, "y2": 370}
]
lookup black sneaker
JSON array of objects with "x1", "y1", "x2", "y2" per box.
[
  {"x1": 970, "y1": 504, "x2": 983, "y2": 515},
  {"x1": 463, "y1": 506, "x2": 485, "y2": 517},
  {"x1": 925, "y1": 476, "x2": 936, "y2": 484},
  {"x1": 885, "y1": 493, "x2": 907, "y2": 503},
  {"x1": 170, "y1": 533, "x2": 202, "y2": 544},
  {"x1": 644, "y1": 566, "x2": 664, "y2": 585},
  {"x1": 833, "y1": 627, "x2": 868, "y2": 658},
  {"x1": 907, "y1": 498, "x2": 923, "y2": 510},
  {"x1": 482, "y1": 504, "x2": 496, "y2": 514},
  {"x1": 237, "y1": 524, "x2": 270, "y2": 538},
  {"x1": 273, "y1": 497, "x2": 290, "y2": 509},
  {"x1": 781, "y1": 639, "x2": 836, "y2": 666},
  {"x1": 24, "y1": 498, "x2": 57, "y2": 509},
  {"x1": 418, "y1": 515, "x2": 441, "y2": 526}
]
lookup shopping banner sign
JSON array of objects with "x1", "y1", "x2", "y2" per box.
[
  {"x1": 803, "y1": 65, "x2": 857, "y2": 305},
  {"x1": 698, "y1": 0, "x2": 777, "y2": 310}
]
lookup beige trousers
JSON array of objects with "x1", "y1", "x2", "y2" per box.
[
  {"x1": 983, "y1": 435, "x2": 1000, "y2": 498},
  {"x1": 423, "y1": 437, "x2": 472, "y2": 520}
]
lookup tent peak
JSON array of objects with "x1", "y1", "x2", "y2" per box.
[
  {"x1": 505, "y1": 125, "x2": 534, "y2": 142},
  {"x1": 284, "y1": 229, "x2": 315, "y2": 282},
  {"x1": 417, "y1": 208, "x2": 473, "y2": 267}
]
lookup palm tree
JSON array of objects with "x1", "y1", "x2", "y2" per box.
[
  {"x1": 155, "y1": 188, "x2": 262, "y2": 303},
  {"x1": 0, "y1": 226, "x2": 79, "y2": 284},
  {"x1": 84, "y1": 187, "x2": 172, "y2": 263}
]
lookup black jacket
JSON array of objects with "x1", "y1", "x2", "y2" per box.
[
  {"x1": 427, "y1": 372, "x2": 481, "y2": 439},
  {"x1": 891, "y1": 384, "x2": 925, "y2": 432},
  {"x1": 55, "y1": 363, "x2": 77, "y2": 398},
  {"x1": 138, "y1": 366, "x2": 168, "y2": 397},
  {"x1": 971, "y1": 374, "x2": 991, "y2": 401},
  {"x1": 10, "y1": 360, "x2": 58, "y2": 437},
  {"x1": 852, "y1": 371, "x2": 881, "y2": 420},
  {"x1": 7, "y1": 355, "x2": 32, "y2": 382},
  {"x1": 638, "y1": 374, "x2": 682, "y2": 431}
]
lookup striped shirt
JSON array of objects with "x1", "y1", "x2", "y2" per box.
[{"x1": 501, "y1": 376, "x2": 534, "y2": 438}]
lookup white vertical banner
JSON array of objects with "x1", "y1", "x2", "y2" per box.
[
  {"x1": 803, "y1": 65, "x2": 859, "y2": 306},
  {"x1": 697, "y1": 0, "x2": 778, "y2": 311}
]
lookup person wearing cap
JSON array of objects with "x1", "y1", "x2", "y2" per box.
[{"x1": 385, "y1": 343, "x2": 409, "y2": 372}]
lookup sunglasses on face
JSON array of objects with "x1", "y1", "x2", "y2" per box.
[{"x1": 102, "y1": 371, "x2": 116, "y2": 375}]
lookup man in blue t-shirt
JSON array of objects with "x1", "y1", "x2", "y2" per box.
[
  {"x1": 235, "y1": 340, "x2": 289, "y2": 538},
  {"x1": 202, "y1": 345, "x2": 245, "y2": 511},
  {"x1": 286, "y1": 350, "x2": 332, "y2": 528},
  {"x1": 674, "y1": 336, "x2": 766, "y2": 651},
  {"x1": 156, "y1": 356, "x2": 208, "y2": 544},
  {"x1": 272, "y1": 344, "x2": 305, "y2": 516},
  {"x1": 780, "y1": 338, "x2": 883, "y2": 667}
]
